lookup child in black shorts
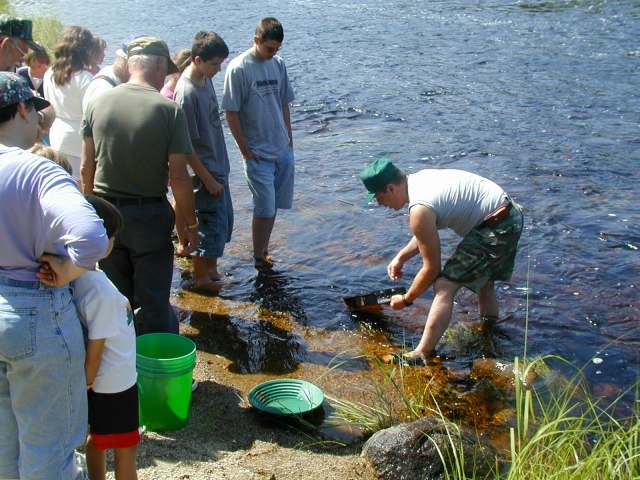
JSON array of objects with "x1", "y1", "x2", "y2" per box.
[{"x1": 72, "y1": 195, "x2": 139, "y2": 480}]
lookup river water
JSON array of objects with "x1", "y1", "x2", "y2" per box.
[{"x1": 18, "y1": 0, "x2": 639, "y2": 408}]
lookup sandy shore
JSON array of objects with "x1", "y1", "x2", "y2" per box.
[{"x1": 115, "y1": 319, "x2": 377, "y2": 480}]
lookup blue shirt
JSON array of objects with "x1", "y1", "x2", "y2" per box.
[
  {"x1": 0, "y1": 146, "x2": 108, "y2": 281},
  {"x1": 222, "y1": 50, "x2": 295, "y2": 161},
  {"x1": 175, "y1": 74, "x2": 230, "y2": 177}
]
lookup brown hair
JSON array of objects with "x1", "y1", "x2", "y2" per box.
[
  {"x1": 89, "y1": 36, "x2": 106, "y2": 65},
  {"x1": 25, "y1": 49, "x2": 50, "y2": 66},
  {"x1": 29, "y1": 143, "x2": 73, "y2": 175},
  {"x1": 51, "y1": 26, "x2": 97, "y2": 86},
  {"x1": 173, "y1": 48, "x2": 192, "y2": 73},
  {"x1": 84, "y1": 194, "x2": 124, "y2": 238},
  {"x1": 255, "y1": 17, "x2": 284, "y2": 42},
  {"x1": 191, "y1": 32, "x2": 228, "y2": 61}
]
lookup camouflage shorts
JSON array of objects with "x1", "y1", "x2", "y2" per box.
[{"x1": 440, "y1": 203, "x2": 523, "y2": 293}]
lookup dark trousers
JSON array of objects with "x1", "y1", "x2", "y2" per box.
[{"x1": 99, "y1": 198, "x2": 178, "y2": 334}]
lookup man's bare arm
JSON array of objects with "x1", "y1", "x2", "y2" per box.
[
  {"x1": 225, "y1": 111, "x2": 254, "y2": 160},
  {"x1": 390, "y1": 205, "x2": 441, "y2": 307},
  {"x1": 169, "y1": 153, "x2": 198, "y2": 254},
  {"x1": 388, "y1": 236, "x2": 420, "y2": 281},
  {"x1": 283, "y1": 103, "x2": 292, "y2": 147},
  {"x1": 80, "y1": 136, "x2": 96, "y2": 194},
  {"x1": 186, "y1": 153, "x2": 223, "y2": 197},
  {"x1": 405, "y1": 206, "x2": 441, "y2": 301}
]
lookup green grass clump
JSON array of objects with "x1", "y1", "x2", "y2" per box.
[
  {"x1": 31, "y1": 16, "x2": 63, "y2": 55},
  {"x1": 328, "y1": 355, "x2": 436, "y2": 433},
  {"x1": 0, "y1": 0, "x2": 13, "y2": 14},
  {"x1": 506, "y1": 356, "x2": 639, "y2": 480}
]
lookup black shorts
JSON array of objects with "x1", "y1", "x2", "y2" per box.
[{"x1": 88, "y1": 383, "x2": 140, "y2": 450}]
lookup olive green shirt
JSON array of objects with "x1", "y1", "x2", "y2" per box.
[{"x1": 81, "y1": 83, "x2": 192, "y2": 198}]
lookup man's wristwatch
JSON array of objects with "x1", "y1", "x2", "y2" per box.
[{"x1": 402, "y1": 294, "x2": 413, "y2": 307}]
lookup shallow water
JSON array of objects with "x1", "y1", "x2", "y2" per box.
[{"x1": 20, "y1": 0, "x2": 639, "y2": 413}]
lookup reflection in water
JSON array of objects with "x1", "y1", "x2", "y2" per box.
[
  {"x1": 186, "y1": 310, "x2": 305, "y2": 374},
  {"x1": 250, "y1": 271, "x2": 308, "y2": 324}
]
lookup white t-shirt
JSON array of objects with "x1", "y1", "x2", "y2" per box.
[
  {"x1": 72, "y1": 270, "x2": 137, "y2": 393},
  {"x1": 407, "y1": 169, "x2": 507, "y2": 237},
  {"x1": 43, "y1": 68, "x2": 93, "y2": 173},
  {"x1": 82, "y1": 66, "x2": 121, "y2": 115}
]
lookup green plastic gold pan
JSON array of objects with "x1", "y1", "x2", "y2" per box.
[{"x1": 248, "y1": 379, "x2": 324, "y2": 415}]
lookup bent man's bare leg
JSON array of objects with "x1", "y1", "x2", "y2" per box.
[
  {"x1": 478, "y1": 280, "x2": 498, "y2": 319},
  {"x1": 407, "y1": 277, "x2": 461, "y2": 359}
]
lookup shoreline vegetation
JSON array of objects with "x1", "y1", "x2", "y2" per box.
[
  {"x1": 332, "y1": 352, "x2": 639, "y2": 479},
  {"x1": 0, "y1": 0, "x2": 63, "y2": 54}
]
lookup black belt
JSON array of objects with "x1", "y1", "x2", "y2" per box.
[{"x1": 100, "y1": 195, "x2": 165, "y2": 206}]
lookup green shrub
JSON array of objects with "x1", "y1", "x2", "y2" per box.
[
  {"x1": 31, "y1": 16, "x2": 62, "y2": 55},
  {"x1": 0, "y1": 1, "x2": 63, "y2": 55}
]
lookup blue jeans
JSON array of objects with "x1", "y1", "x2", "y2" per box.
[
  {"x1": 193, "y1": 175, "x2": 234, "y2": 259},
  {"x1": 98, "y1": 198, "x2": 177, "y2": 334},
  {"x1": 0, "y1": 276, "x2": 87, "y2": 480}
]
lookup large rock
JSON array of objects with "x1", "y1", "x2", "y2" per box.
[{"x1": 361, "y1": 416, "x2": 495, "y2": 480}]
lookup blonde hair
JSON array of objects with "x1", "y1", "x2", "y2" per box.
[{"x1": 30, "y1": 143, "x2": 73, "y2": 175}]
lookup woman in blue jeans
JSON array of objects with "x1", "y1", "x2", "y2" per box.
[{"x1": 0, "y1": 72, "x2": 108, "y2": 479}]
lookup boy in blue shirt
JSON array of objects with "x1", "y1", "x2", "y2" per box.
[
  {"x1": 174, "y1": 31, "x2": 233, "y2": 291},
  {"x1": 222, "y1": 18, "x2": 295, "y2": 270}
]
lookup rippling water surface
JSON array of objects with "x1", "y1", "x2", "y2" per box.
[{"x1": 19, "y1": 0, "x2": 639, "y2": 400}]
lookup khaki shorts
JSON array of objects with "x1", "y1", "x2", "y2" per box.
[{"x1": 440, "y1": 203, "x2": 523, "y2": 293}]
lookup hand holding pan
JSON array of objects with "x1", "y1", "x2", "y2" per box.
[{"x1": 343, "y1": 287, "x2": 407, "y2": 312}]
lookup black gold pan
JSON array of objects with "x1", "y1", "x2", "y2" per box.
[{"x1": 343, "y1": 286, "x2": 406, "y2": 311}]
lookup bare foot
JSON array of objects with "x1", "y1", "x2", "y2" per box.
[
  {"x1": 379, "y1": 350, "x2": 428, "y2": 366},
  {"x1": 254, "y1": 256, "x2": 274, "y2": 271},
  {"x1": 402, "y1": 349, "x2": 429, "y2": 365},
  {"x1": 192, "y1": 279, "x2": 224, "y2": 293}
]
